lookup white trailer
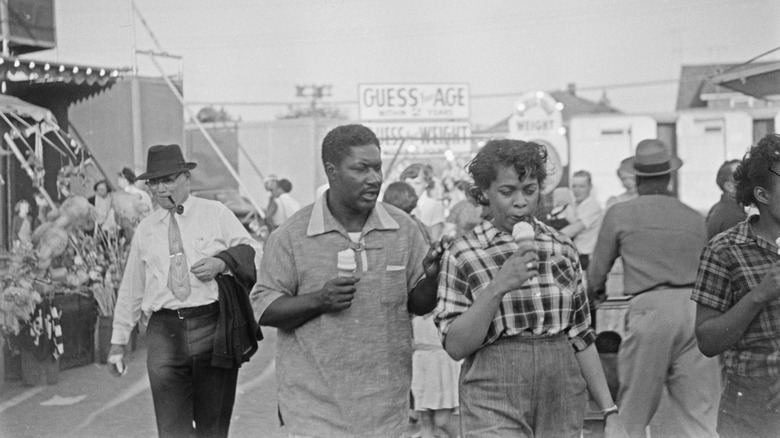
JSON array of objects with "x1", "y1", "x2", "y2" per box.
[
  {"x1": 675, "y1": 111, "x2": 752, "y2": 214},
  {"x1": 569, "y1": 115, "x2": 657, "y2": 207}
]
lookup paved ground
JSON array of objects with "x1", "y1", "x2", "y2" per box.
[{"x1": 1, "y1": 328, "x2": 687, "y2": 438}]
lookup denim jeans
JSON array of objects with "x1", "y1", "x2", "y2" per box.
[
  {"x1": 146, "y1": 310, "x2": 239, "y2": 438},
  {"x1": 459, "y1": 333, "x2": 586, "y2": 438},
  {"x1": 718, "y1": 373, "x2": 780, "y2": 438}
]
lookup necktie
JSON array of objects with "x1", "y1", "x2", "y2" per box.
[{"x1": 168, "y1": 210, "x2": 191, "y2": 301}]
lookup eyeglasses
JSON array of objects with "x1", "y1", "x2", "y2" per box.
[
  {"x1": 146, "y1": 172, "x2": 183, "y2": 188},
  {"x1": 770, "y1": 167, "x2": 780, "y2": 179}
]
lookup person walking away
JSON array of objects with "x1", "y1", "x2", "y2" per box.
[
  {"x1": 588, "y1": 139, "x2": 721, "y2": 438},
  {"x1": 250, "y1": 124, "x2": 445, "y2": 438},
  {"x1": 108, "y1": 144, "x2": 263, "y2": 438},
  {"x1": 437, "y1": 139, "x2": 626, "y2": 437},
  {"x1": 693, "y1": 134, "x2": 780, "y2": 438},
  {"x1": 560, "y1": 170, "x2": 602, "y2": 270},
  {"x1": 705, "y1": 159, "x2": 747, "y2": 240},
  {"x1": 265, "y1": 177, "x2": 302, "y2": 231}
]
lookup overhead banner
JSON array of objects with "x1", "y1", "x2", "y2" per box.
[
  {"x1": 364, "y1": 121, "x2": 472, "y2": 154},
  {"x1": 358, "y1": 83, "x2": 470, "y2": 121}
]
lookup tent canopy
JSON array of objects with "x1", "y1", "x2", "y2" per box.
[{"x1": 0, "y1": 94, "x2": 58, "y2": 126}]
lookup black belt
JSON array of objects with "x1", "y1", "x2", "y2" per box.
[{"x1": 155, "y1": 301, "x2": 219, "y2": 319}]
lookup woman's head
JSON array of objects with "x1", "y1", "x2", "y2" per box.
[
  {"x1": 734, "y1": 134, "x2": 780, "y2": 210},
  {"x1": 399, "y1": 163, "x2": 435, "y2": 197},
  {"x1": 466, "y1": 139, "x2": 548, "y2": 233}
]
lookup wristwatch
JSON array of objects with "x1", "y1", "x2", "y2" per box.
[{"x1": 602, "y1": 405, "x2": 619, "y2": 420}]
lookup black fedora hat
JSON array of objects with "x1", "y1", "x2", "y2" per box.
[{"x1": 137, "y1": 144, "x2": 197, "y2": 180}]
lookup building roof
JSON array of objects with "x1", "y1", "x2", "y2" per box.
[
  {"x1": 676, "y1": 62, "x2": 777, "y2": 109},
  {"x1": 479, "y1": 90, "x2": 620, "y2": 134},
  {"x1": 712, "y1": 60, "x2": 780, "y2": 99}
]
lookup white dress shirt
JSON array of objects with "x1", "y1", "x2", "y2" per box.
[{"x1": 111, "y1": 195, "x2": 262, "y2": 344}]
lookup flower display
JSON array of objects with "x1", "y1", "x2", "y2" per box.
[{"x1": 1, "y1": 190, "x2": 149, "y2": 335}]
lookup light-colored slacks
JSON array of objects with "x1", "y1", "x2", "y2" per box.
[{"x1": 618, "y1": 288, "x2": 721, "y2": 438}]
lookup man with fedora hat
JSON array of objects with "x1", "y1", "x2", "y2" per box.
[
  {"x1": 109, "y1": 144, "x2": 263, "y2": 438},
  {"x1": 588, "y1": 139, "x2": 721, "y2": 438}
]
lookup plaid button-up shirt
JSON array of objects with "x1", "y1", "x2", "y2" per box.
[
  {"x1": 692, "y1": 217, "x2": 780, "y2": 377},
  {"x1": 435, "y1": 219, "x2": 596, "y2": 352}
]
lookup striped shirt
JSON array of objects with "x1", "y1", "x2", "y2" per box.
[
  {"x1": 692, "y1": 217, "x2": 780, "y2": 377},
  {"x1": 435, "y1": 219, "x2": 595, "y2": 352}
]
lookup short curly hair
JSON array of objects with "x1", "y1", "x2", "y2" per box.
[
  {"x1": 321, "y1": 124, "x2": 380, "y2": 168},
  {"x1": 466, "y1": 139, "x2": 548, "y2": 206},
  {"x1": 734, "y1": 134, "x2": 780, "y2": 208}
]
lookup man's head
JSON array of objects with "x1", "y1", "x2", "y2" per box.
[
  {"x1": 616, "y1": 158, "x2": 637, "y2": 195},
  {"x1": 734, "y1": 134, "x2": 780, "y2": 210},
  {"x1": 571, "y1": 170, "x2": 592, "y2": 203},
  {"x1": 716, "y1": 160, "x2": 740, "y2": 196},
  {"x1": 117, "y1": 167, "x2": 137, "y2": 189},
  {"x1": 93, "y1": 180, "x2": 111, "y2": 198},
  {"x1": 399, "y1": 163, "x2": 435, "y2": 197},
  {"x1": 383, "y1": 181, "x2": 418, "y2": 214},
  {"x1": 137, "y1": 144, "x2": 197, "y2": 210},
  {"x1": 277, "y1": 179, "x2": 292, "y2": 194},
  {"x1": 625, "y1": 139, "x2": 682, "y2": 195},
  {"x1": 321, "y1": 125, "x2": 382, "y2": 215}
]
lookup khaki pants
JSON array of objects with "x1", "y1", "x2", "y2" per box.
[{"x1": 618, "y1": 288, "x2": 721, "y2": 438}]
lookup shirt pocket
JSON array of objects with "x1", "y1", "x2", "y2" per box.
[
  {"x1": 193, "y1": 236, "x2": 227, "y2": 258},
  {"x1": 382, "y1": 265, "x2": 407, "y2": 306},
  {"x1": 549, "y1": 256, "x2": 577, "y2": 292}
]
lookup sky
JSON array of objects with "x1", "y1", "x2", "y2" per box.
[{"x1": 29, "y1": 0, "x2": 780, "y2": 127}]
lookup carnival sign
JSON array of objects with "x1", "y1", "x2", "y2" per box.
[
  {"x1": 364, "y1": 121, "x2": 472, "y2": 154},
  {"x1": 508, "y1": 91, "x2": 568, "y2": 192},
  {"x1": 358, "y1": 83, "x2": 470, "y2": 121}
]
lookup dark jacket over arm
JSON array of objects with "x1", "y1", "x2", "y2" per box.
[{"x1": 212, "y1": 244, "x2": 263, "y2": 368}]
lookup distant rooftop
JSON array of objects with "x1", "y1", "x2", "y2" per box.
[
  {"x1": 676, "y1": 62, "x2": 777, "y2": 110},
  {"x1": 479, "y1": 89, "x2": 620, "y2": 134}
]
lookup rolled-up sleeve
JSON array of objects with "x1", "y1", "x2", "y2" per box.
[
  {"x1": 250, "y1": 228, "x2": 297, "y2": 318},
  {"x1": 567, "y1": 263, "x2": 596, "y2": 352},
  {"x1": 434, "y1": 248, "x2": 472, "y2": 341}
]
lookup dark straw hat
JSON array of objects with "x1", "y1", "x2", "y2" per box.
[
  {"x1": 624, "y1": 139, "x2": 683, "y2": 176},
  {"x1": 137, "y1": 144, "x2": 197, "y2": 180}
]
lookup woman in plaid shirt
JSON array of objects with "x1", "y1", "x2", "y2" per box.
[
  {"x1": 693, "y1": 134, "x2": 780, "y2": 438},
  {"x1": 435, "y1": 139, "x2": 625, "y2": 437}
]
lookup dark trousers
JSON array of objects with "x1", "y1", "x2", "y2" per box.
[{"x1": 146, "y1": 309, "x2": 239, "y2": 438}]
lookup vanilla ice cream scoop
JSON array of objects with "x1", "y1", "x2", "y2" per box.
[
  {"x1": 337, "y1": 248, "x2": 357, "y2": 277},
  {"x1": 512, "y1": 221, "x2": 535, "y2": 242}
]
